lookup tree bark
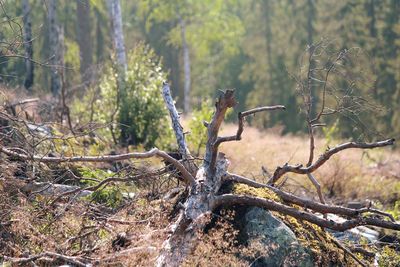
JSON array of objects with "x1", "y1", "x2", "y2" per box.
[
  {"x1": 156, "y1": 91, "x2": 235, "y2": 266},
  {"x1": 179, "y1": 17, "x2": 191, "y2": 114},
  {"x1": 76, "y1": 0, "x2": 93, "y2": 85},
  {"x1": 107, "y1": 0, "x2": 127, "y2": 72},
  {"x1": 48, "y1": 0, "x2": 62, "y2": 96},
  {"x1": 22, "y1": 0, "x2": 34, "y2": 91}
]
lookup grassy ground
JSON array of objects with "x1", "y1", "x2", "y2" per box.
[{"x1": 218, "y1": 123, "x2": 400, "y2": 206}]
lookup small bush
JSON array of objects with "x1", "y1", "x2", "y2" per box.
[{"x1": 72, "y1": 43, "x2": 174, "y2": 150}]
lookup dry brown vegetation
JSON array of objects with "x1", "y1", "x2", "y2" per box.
[
  {"x1": 1, "y1": 87, "x2": 400, "y2": 266},
  {"x1": 219, "y1": 124, "x2": 400, "y2": 204}
]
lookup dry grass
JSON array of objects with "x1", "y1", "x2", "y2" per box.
[
  {"x1": 219, "y1": 123, "x2": 400, "y2": 204},
  {"x1": 1, "y1": 92, "x2": 399, "y2": 265}
]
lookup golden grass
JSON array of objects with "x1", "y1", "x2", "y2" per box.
[{"x1": 218, "y1": 123, "x2": 400, "y2": 204}]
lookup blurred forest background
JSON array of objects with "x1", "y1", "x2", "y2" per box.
[
  {"x1": 0, "y1": 0, "x2": 399, "y2": 141},
  {"x1": 1, "y1": 1, "x2": 400, "y2": 265}
]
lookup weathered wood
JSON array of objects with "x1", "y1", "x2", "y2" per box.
[
  {"x1": 225, "y1": 173, "x2": 395, "y2": 221},
  {"x1": 204, "y1": 90, "x2": 236, "y2": 174},
  {"x1": 268, "y1": 138, "x2": 395, "y2": 184},
  {"x1": 156, "y1": 156, "x2": 228, "y2": 267},
  {"x1": 0, "y1": 147, "x2": 195, "y2": 185},
  {"x1": 162, "y1": 83, "x2": 191, "y2": 159},
  {"x1": 214, "y1": 194, "x2": 400, "y2": 231},
  {"x1": 162, "y1": 82, "x2": 197, "y2": 175}
]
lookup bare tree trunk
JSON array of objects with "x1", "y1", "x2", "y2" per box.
[
  {"x1": 307, "y1": 0, "x2": 317, "y2": 117},
  {"x1": 107, "y1": 0, "x2": 127, "y2": 144},
  {"x1": 107, "y1": 0, "x2": 127, "y2": 72},
  {"x1": 76, "y1": 0, "x2": 93, "y2": 85},
  {"x1": 179, "y1": 17, "x2": 191, "y2": 114},
  {"x1": 263, "y1": 0, "x2": 273, "y2": 85},
  {"x1": 48, "y1": 0, "x2": 62, "y2": 96},
  {"x1": 157, "y1": 91, "x2": 236, "y2": 266},
  {"x1": 22, "y1": 0, "x2": 34, "y2": 91}
]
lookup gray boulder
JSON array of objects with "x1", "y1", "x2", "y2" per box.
[{"x1": 244, "y1": 207, "x2": 314, "y2": 267}]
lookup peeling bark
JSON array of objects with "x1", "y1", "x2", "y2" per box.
[{"x1": 162, "y1": 82, "x2": 197, "y2": 175}]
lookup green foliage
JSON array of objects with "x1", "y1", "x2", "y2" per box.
[
  {"x1": 378, "y1": 246, "x2": 400, "y2": 267},
  {"x1": 90, "y1": 186, "x2": 123, "y2": 208},
  {"x1": 72, "y1": 43, "x2": 174, "y2": 149},
  {"x1": 118, "y1": 44, "x2": 173, "y2": 149},
  {"x1": 387, "y1": 200, "x2": 400, "y2": 220},
  {"x1": 322, "y1": 119, "x2": 340, "y2": 146},
  {"x1": 78, "y1": 167, "x2": 113, "y2": 186},
  {"x1": 1, "y1": 0, "x2": 400, "y2": 140},
  {"x1": 187, "y1": 101, "x2": 214, "y2": 154},
  {"x1": 78, "y1": 167, "x2": 124, "y2": 208}
]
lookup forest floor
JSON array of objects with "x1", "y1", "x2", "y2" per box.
[{"x1": 1, "y1": 91, "x2": 400, "y2": 265}]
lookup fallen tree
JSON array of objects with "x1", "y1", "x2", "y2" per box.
[
  {"x1": 1, "y1": 43, "x2": 399, "y2": 266},
  {"x1": 1, "y1": 82, "x2": 398, "y2": 267}
]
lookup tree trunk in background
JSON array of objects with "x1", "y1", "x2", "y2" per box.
[
  {"x1": 263, "y1": 0, "x2": 273, "y2": 85},
  {"x1": 22, "y1": 0, "x2": 34, "y2": 91},
  {"x1": 307, "y1": 0, "x2": 317, "y2": 117},
  {"x1": 107, "y1": 0, "x2": 127, "y2": 145},
  {"x1": 48, "y1": 0, "x2": 62, "y2": 96},
  {"x1": 76, "y1": 0, "x2": 93, "y2": 85},
  {"x1": 107, "y1": 0, "x2": 127, "y2": 72},
  {"x1": 95, "y1": 9, "x2": 105, "y2": 64},
  {"x1": 179, "y1": 17, "x2": 191, "y2": 114}
]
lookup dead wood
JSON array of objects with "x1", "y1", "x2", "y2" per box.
[
  {"x1": 0, "y1": 146, "x2": 195, "y2": 185},
  {"x1": 214, "y1": 194, "x2": 400, "y2": 231},
  {"x1": 225, "y1": 172, "x2": 395, "y2": 221},
  {"x1": 268, "y1": 138, "x2": 395, "y2": 185}
]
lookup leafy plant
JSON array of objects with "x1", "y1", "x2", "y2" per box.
[
  {"x1": 187, "y1": 100, "x2": 214, "y2": 155},
  {"x1": 72, "y1": 43, "x2": 174, "y2": 150}
]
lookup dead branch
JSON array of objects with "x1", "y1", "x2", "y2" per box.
[
  {"x1": 0, "y1": 146, "x2": 195, "y2": 185},
  {"x1": 204, "y1": 90, "x2": 237, "y2": 173},
  {"x1": 3, "y1": 251, "x2": 88, "y2": 267},
  {"x1": 306, "y1": 173, "x2": 326, "y2": 204},
  {"x1": 162, "y1": 82, "x2": 197, "y2": 174},
  {"x1": 101, "y1": 246, "x2": 157, "y2": 262},
  {"x1": 214, "y1": 105, "x2": 285, "y2": 146},
  {"x1": 331, "y1": 238, "x2": 368, "y2": 267},
  {"x1": 162, "y1": 82, "x2": 191, "y2": 159},
  {"x1": 268, "y1": 138, "x2": 395, "y2": 184},
  {"x1": 214, "y1": 194, "x2": 400, "y2": 231},
  {"x1": 225, "y1": 173, "x2": 395, "y2": 221}
]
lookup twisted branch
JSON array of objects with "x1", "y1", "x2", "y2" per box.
[
  {"x1": 268, "y1": 138, "x2": 395, "y2": 185},
  {"x1": 0, "y1": 146, "x2": 196, "y2": 185},
  {"x1": 225, "y1": 173, "x2": 395, "y2": 221},
  {"x1": 214, "y1": 194, "x2": 400, "y2": 231}
]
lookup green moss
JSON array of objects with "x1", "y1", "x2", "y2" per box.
[
  {"x1": 232, "y1": 183, "x2": 281, "y2": 202},
  {"x1": 378, "y1": 246, "x2": 400, "y2": 267},
  {"x1": 233, "y1": 183, "x2": 373, "y2": 266}
]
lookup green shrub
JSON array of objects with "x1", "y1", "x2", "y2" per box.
[
  {"x1": 72, "y1": 43, "x2": 174, "y2": 150},
  {"x1": 78, "y1": 167, "x2": 124, "y2": 208}
]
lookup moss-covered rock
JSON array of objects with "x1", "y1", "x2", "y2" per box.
[
  {"x1": 232, "y1": 183, "x2": 372, "y2": 266},
  {"x1": 244, "y1": 207, "x2": 314, "y2": 266}
]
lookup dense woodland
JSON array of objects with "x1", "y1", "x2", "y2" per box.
[
  {"x1": 1, "y1": 0, "x2": 400, "y2": 266},
  {"x1": 1, "y1": 0, "x2": 399, "y2": 139}
]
